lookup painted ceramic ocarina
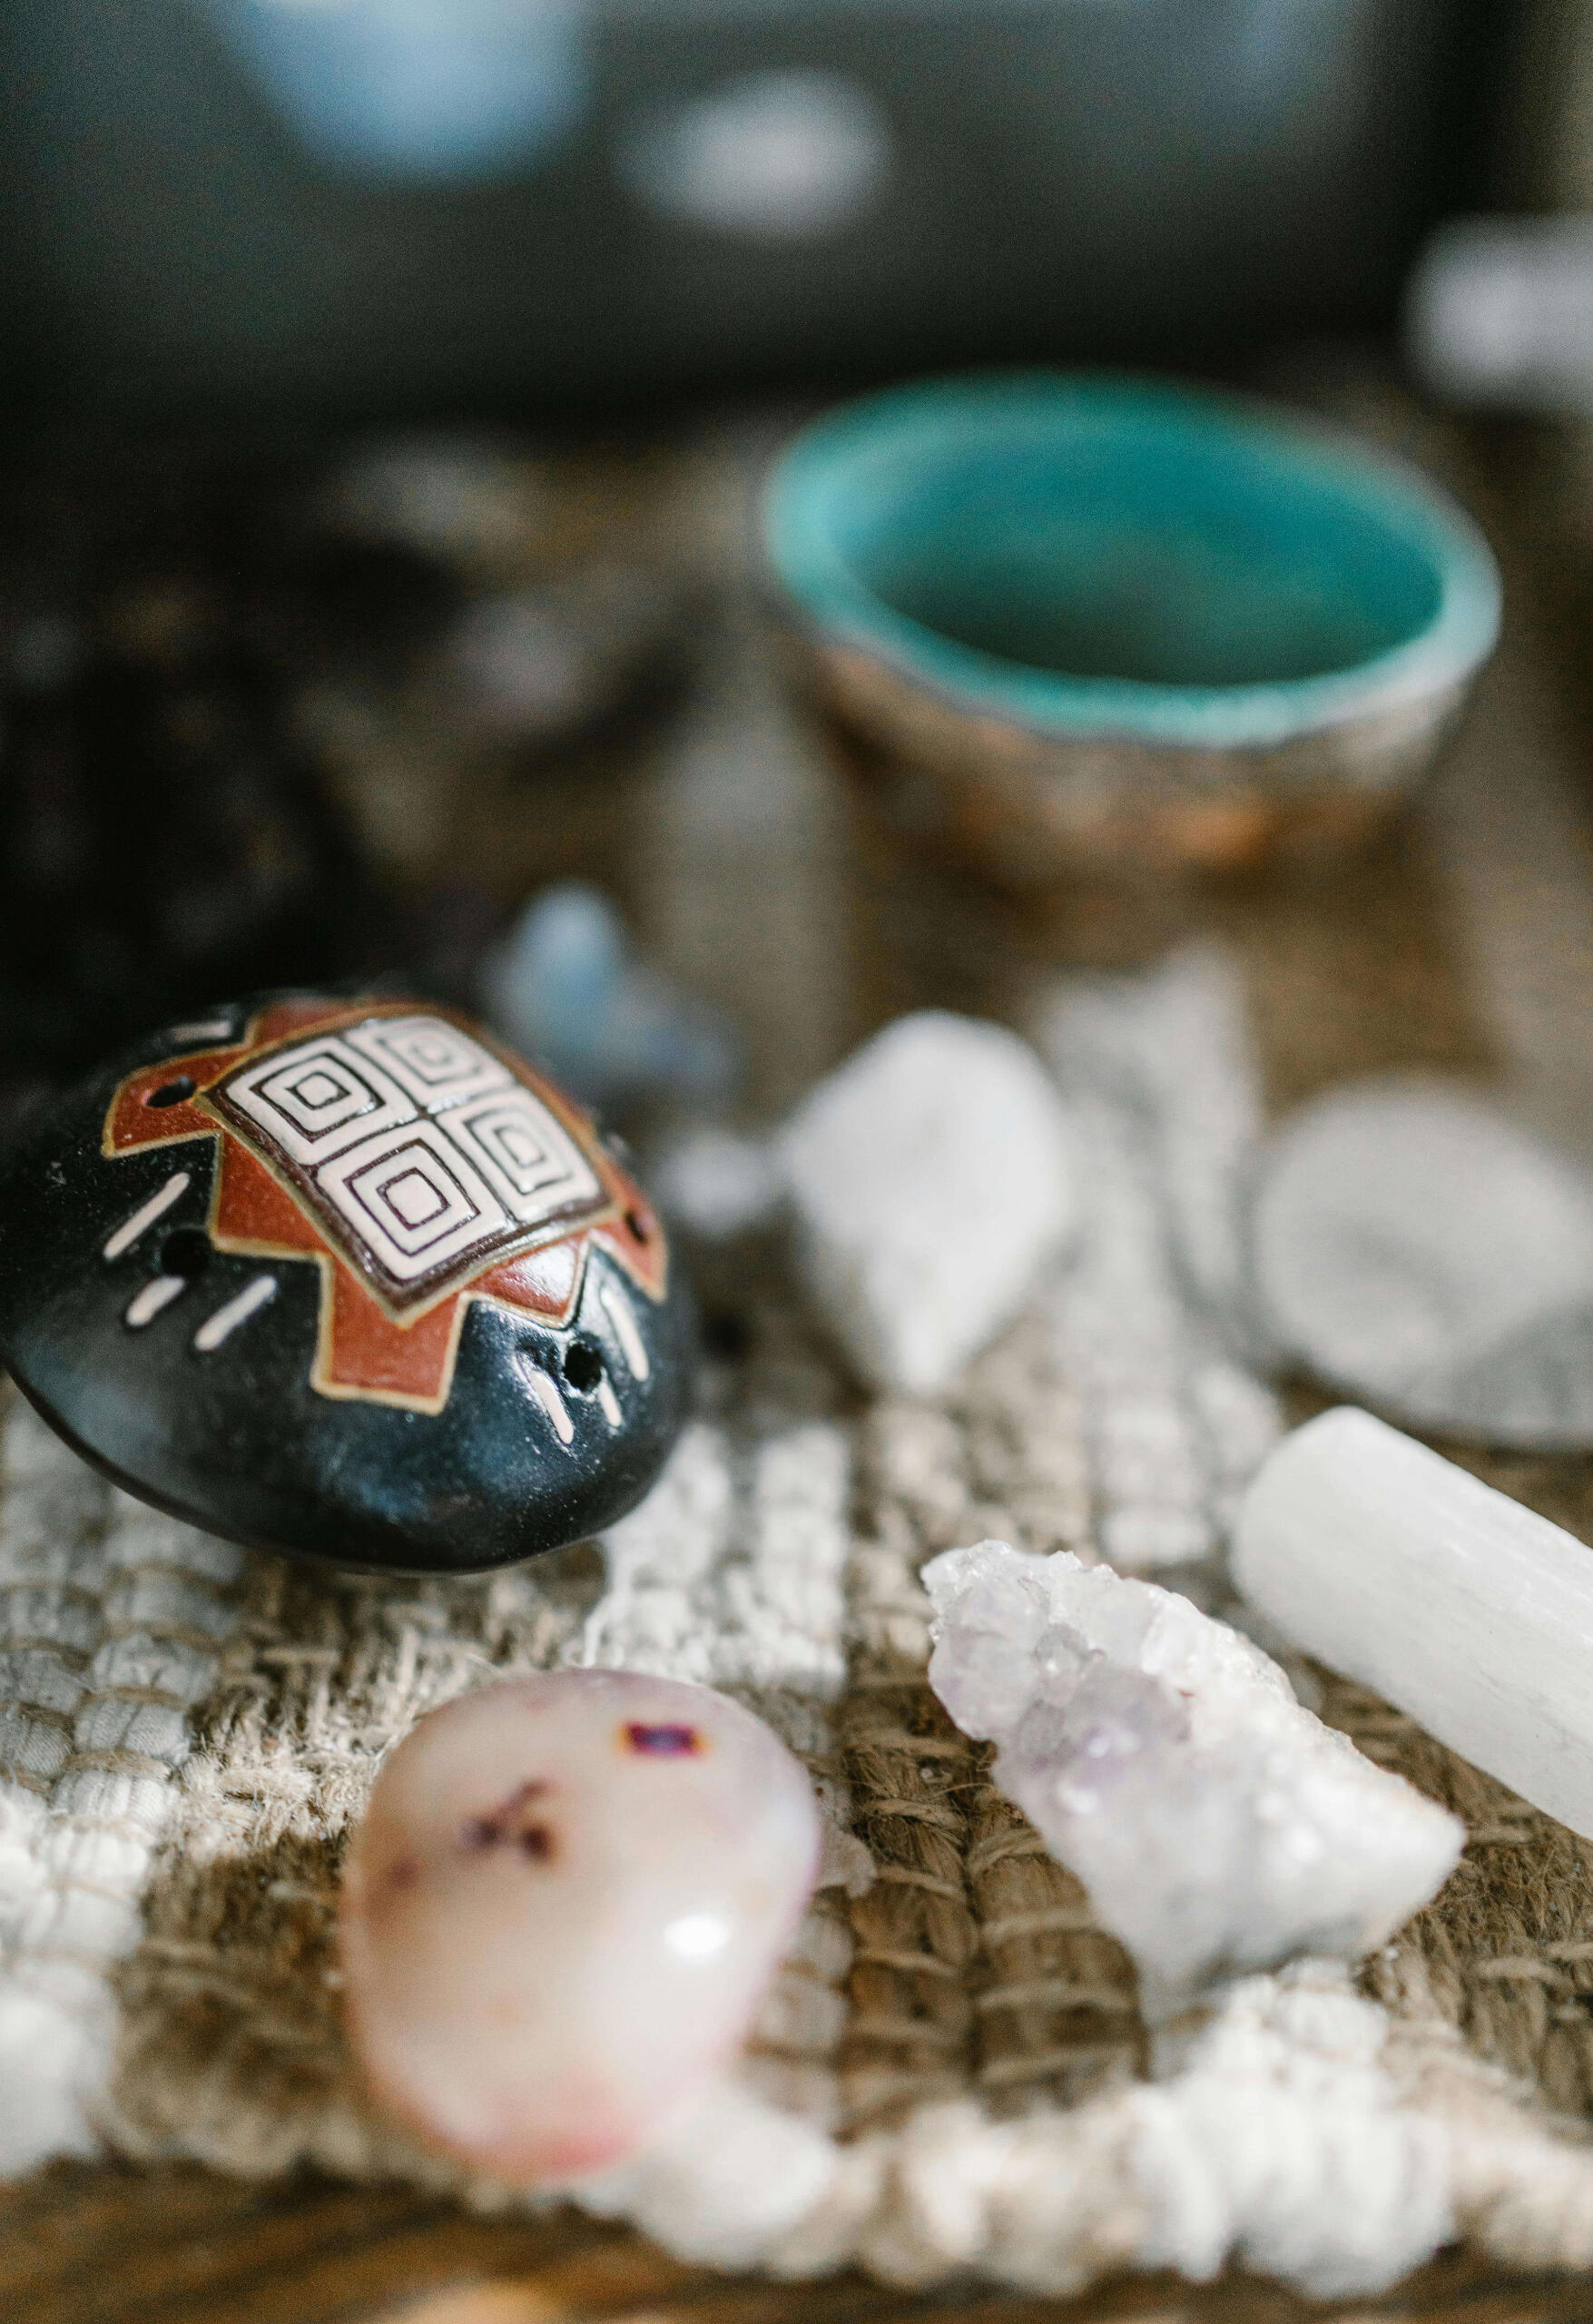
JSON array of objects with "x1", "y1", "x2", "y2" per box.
[
  {"x1": 339, "y1": 1670, "x2": 821, "y2": 2179},
  {"x1": 0, "y1": 991, "x2": 693, "y2": 1572}
]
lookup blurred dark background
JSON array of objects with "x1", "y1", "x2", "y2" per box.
[
  {"x1": 0, "y1": 0, "x2": 1577, "y2": 1125},
  {"x1": 0, "y1": 0, "x2": 1522, "y2": 419}
]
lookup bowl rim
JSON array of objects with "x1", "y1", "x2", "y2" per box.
[{"x1": 762, "y1": 369, "x2": 1503, "y2": 752}]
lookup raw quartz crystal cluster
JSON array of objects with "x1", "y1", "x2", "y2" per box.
[{"x1": 924, "y1": 1541, "x2": 1462, "y2": 2022}]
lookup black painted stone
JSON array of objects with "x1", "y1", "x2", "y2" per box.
[{"x1": 0, "y1": 992, "x2": 695, "y2": 1575}]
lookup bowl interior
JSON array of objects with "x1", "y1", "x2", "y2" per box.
[
  {"x1": 766, "y1": 376, "x2": 1501, "y2": 746},
  {"x1": 852, "y1": 441, "x2": 1440, "y2": 690}
]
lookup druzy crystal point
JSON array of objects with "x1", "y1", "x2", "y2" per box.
[
  {"x1": 1235, "y1": 1406, "x2": 1593, "y2": 1842},
  {"x1": 924, "y1": 1540, "x2": 1461, "y2": 2020},
  {"x1": 339, "y1": 1670, "x2": 822, "y2": 2181},
  {"x1": 0, "y1": 992, "x2": 693, "y2": 1573},
  {"x1": 781, "y1": 1012, "x2": 1076, "y2": 1398}
]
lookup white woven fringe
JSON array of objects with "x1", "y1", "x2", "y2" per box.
[
  {"x1": 0, "y1": 1401, "x2": 245, "y2": 2171},
  {"x1": 6, "y1": 943, "x2": 1593, "y2": 2293},
  {"x1": 585, "y1": 1959, "x2": 1456, "y2": 2298}
]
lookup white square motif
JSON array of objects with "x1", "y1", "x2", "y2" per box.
[
  {"x1": 211, "y1": 1011, "x2": 609, "y2": 1305},
  {"x1": 345, "y1": 1016, "x2": 512, "y2": 1112},
  {"x1": 446, "y1": 1088, "x2": 602, "y2": 1223},
  {"x1": 317, "y1": 1121, "x2": 509, "y2": 1282},
  {"x1": 219, "y1": 1037, "x2": 414, "y2": 1164}
]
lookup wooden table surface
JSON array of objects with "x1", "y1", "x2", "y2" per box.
[
  {"x1": 10, "y1": 395, "x2": 1593, "y2": 2324},
  {"x1": 10, "y1": 2155, "x2": 1593, "y2": 2324}
]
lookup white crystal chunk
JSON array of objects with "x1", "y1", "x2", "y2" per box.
[
  {"x1": 1252, "y1": 1077, "x2": 1593, "y2": 1450},
  {"x1": 1234, "y1": 1405, "x2": 1593, "y2": 1842},
  {"x1": 924, "y1": 1539, "x2": 1461, "y2": 2021},
  {"x1": 780, "y1": 1013, "x2": 1077, "y2": 1398}
]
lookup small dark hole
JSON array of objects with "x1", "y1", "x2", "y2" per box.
[
  {"x1": 518, "y1": 1826, "x2": 555, "y2": 1863},
  {"x1": 563, "y1": 1337, "x2": 604, "y2": 1393},
  {"x1": 703, "y1": 1309, "x2": 751, "y2": 1361},
  {"x1": 624, "y1": 1206, "x2": 653, "y2": 1244},
  {"x1": 145, "y1": 1076, "x2": 195, "y2": 1108},
  {"x1": 159, "y1": 1227, "x2": 211, "y2": 1281}
]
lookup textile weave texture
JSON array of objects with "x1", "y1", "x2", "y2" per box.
[{"x1": 7, "y1": 913, "x2": 1593, "y2": 2299}]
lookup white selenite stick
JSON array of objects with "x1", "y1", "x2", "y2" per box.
[{"x1": 1234, "y1": 1405, "x2": 1593, "y2": 1842}]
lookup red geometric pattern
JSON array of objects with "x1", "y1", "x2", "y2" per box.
[{"x1": 103, "y1": 998, "x2": 666, "y2": 1414}]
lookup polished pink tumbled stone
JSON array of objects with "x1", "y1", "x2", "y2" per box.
[{"x1": 339, "y1": 1669, "x2": 821, "y2": 2181}]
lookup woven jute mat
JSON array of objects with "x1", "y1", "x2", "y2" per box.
[{"x1": 7, "y1": 402, "x2": 1593, "y2": 2296}]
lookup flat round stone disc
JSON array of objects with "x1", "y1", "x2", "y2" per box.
[
  {"x1": 1251, "y1": 1076, "x2": 1593, "y2": 1452},
  {"x1": 0, "y1": 992, "x2": 694, "y2": 1573}
]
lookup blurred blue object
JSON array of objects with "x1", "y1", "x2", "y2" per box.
[
  {"x1": 479, "y1": 884, "x2": 740, "y2": 1114},
  {"x1": 618, "y1": 69, "x2": 892, "y2": 241},
  {"x1": 197, "y1": 0, "x2": 586, "y2": 180}
]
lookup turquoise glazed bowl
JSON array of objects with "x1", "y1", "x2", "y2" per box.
[{"x1": 764, "y1": 373, "x2": 1501, "y2": 879}]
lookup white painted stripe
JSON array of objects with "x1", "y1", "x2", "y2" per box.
[
  {"x1": 522, "y1": 1362, "x2": 575, "y2": 1445},
  {"x1": 596, "y1": 1374, "x2": 623, "y2": 1430},
  {"x1": 600, "y1": 1277, "x2": 651, "y2": 1381},
  {"x1": 124, "y1": 1275, "x2": 186, "y2": 1329},
  {"x1": 103, "y1": 1172, "x2": 191, "y2": 1262},
  {"x1": 168, "y1": 1017, "x2": 236, "y2": 1042},
  {"x1": 193, "y1": 1275, "x2": 278, "y2": 1354}
]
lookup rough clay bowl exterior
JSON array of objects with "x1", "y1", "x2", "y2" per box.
[{"x1": 763, "y1": 373, "x2": 1502, "y2": 881}]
